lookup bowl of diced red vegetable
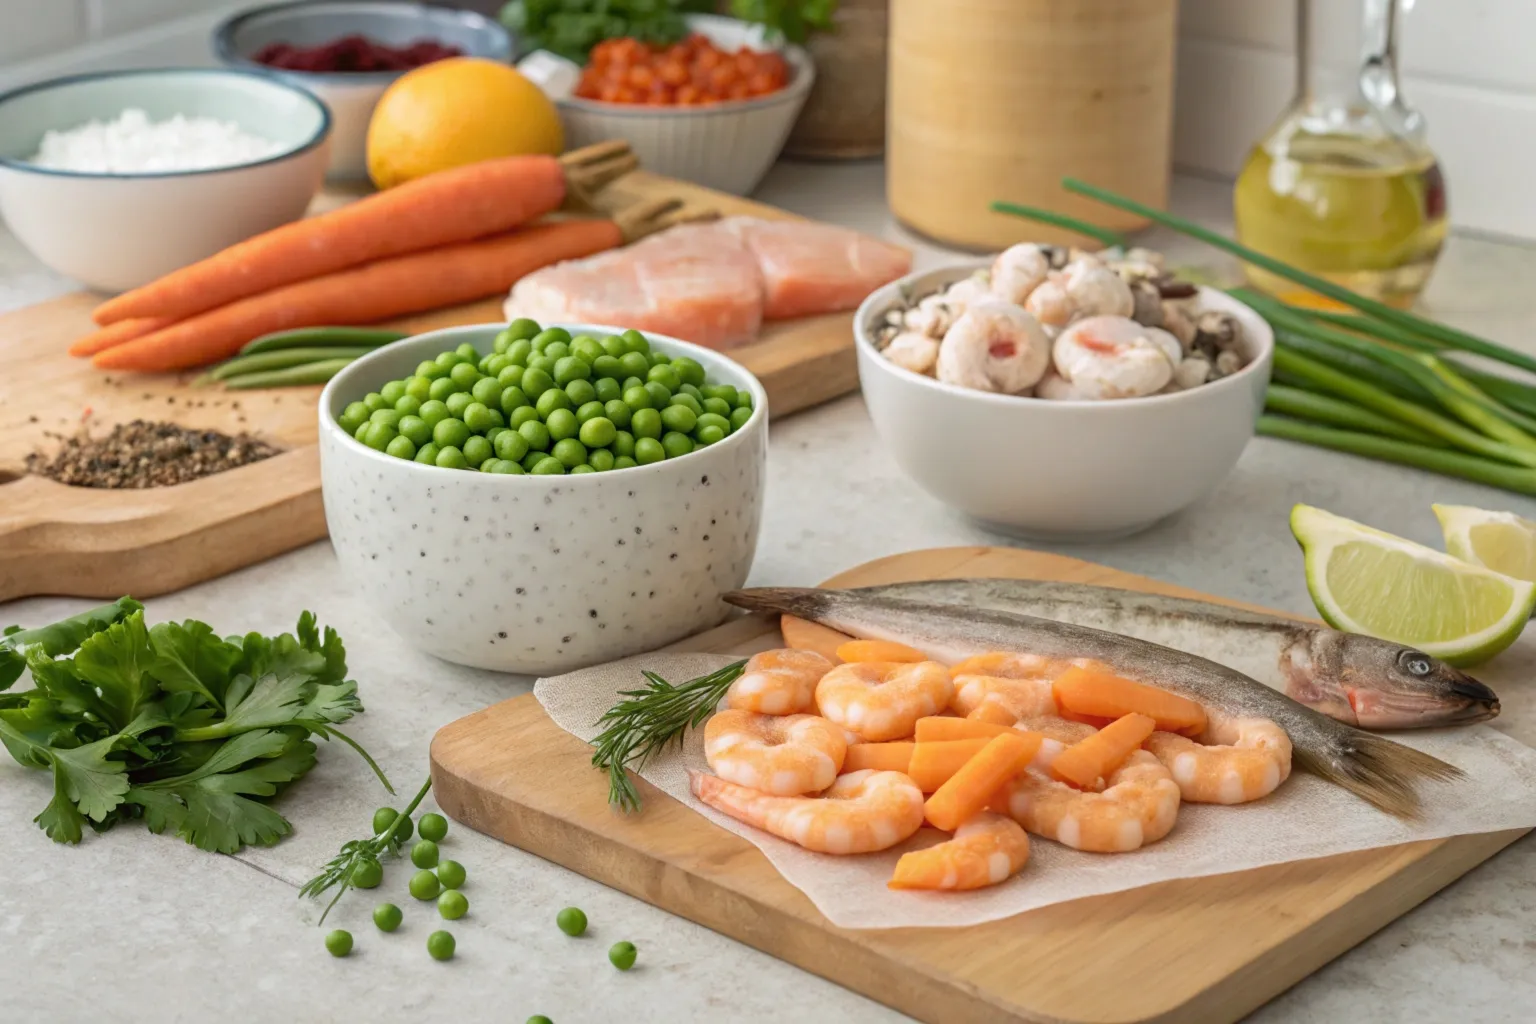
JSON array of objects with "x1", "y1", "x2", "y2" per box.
[
  {"x1": 554, "y1": 14, "x2": 813, "y2": 196},
  {"x1": 213, "y1": 0, "x2": 512, "y2": 181}
]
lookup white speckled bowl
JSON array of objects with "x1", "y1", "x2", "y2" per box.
[{"x1": 318, "y1": 323, "x2": 768, "y2": 676}]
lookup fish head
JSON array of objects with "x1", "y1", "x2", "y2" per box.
[{"x1": 1330, "y1": 635, "x2": 1500, "y2": 727}]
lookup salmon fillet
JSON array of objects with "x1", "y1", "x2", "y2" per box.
[{"x1": 502, "y1": 217, "x2": 911, "y2": 349}]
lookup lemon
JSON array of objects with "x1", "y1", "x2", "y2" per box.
[
  {"x1": 366, "y1": 58, "x2": 564, "y2": 189},
  {"x1": 1290, "y1": 503, "x2": 1535, "y2": 666},
  {"x1": 1433, "y1": 503, "x2": 1536, "y2": 582}
]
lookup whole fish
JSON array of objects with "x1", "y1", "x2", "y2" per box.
[
  {"x1": 832, "y1": 578, "x2": 1499, "y2": 730},
  {"x1": 723, "y1": 587, "x2": 1465, "y2": 820}
]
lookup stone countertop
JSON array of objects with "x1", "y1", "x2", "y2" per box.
[{"x1": 2, "y1": 163, "x2": 1534, "y2": 1024}]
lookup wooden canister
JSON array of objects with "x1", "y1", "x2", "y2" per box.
[
  {"x1": 887, "y1": 0, "x2": 1176, "y2": 250},
  {"x1": 784, "y1": 0, "x2": 889, "y2": 159}
]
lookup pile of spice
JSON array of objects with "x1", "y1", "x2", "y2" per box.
[{"x1": 25, "y1": 419, "x2": 280, "y2": 488}]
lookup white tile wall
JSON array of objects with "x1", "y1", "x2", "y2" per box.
[
  {"x1": 0, "y1": 0, "x2": 83, "y2": 64},
  {"x1": 86, "y1": 0, "x2": 213, "y2": 37}
]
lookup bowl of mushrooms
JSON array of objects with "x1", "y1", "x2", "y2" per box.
[{"x1": 854, "y1": 243, "x2": 1274, "y2": 540}]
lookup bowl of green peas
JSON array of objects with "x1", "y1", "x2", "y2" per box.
[{"x1": 318, "y1": 319, "x2": 768, "y2": 676}]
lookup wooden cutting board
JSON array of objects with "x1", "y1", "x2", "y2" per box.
[
  {"x1": 0, "y1": 171, "x2": 871, "y2": 602},
  {"x1": 429, "y1": 546, "x2": 1528, "y2": 1024}
]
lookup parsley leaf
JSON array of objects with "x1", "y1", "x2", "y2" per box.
[
  {"x1": 0, "y1": 724, "x2": 133, "y2": 844},
  {"x1": 148, "y1": 620, "x2": 242, "y2": 708},
  {"x1": 73, "y1": 610, "x2": 156, "y2": 731},
  {"x1": 1, "y1": 597, "x2": 143, "y2": 691}
]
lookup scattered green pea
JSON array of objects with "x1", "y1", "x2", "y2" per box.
[
  {"x1": 412, "y1": 839, "x2": 440, "y2": 868},
  {"x1": 438, "y1": 889, "x2": 469, "y2": 920},
  {"x1": 556, "y1": 907, "x2": 587, "y2": 936},
  {"x1": 609, "y1": 941, "x2": 638, "y2": 971},
  {"x1": 436, "y1": 858, "x2": 466, "y2": 889},
  {"x1": 374, "y1": 902, "x2": 403, "y2": 932},
  {"x1": 418, "y1": 814, "x2": 446, "y2": 842},
  {"x1": 351, "y1": 858, "x2": 383, "y2": 888},
  {"x1": 409, "y1": 869, "x2": 442, "y2": 900},
  {"x1": 435, "y1": 446, "x2": 468, "y2": 470},
  {"x1": 385, "y1": 435, "x2": 417, "y2": 460},
  {"x1": 434, "y1": 351, "x2": 463, "y2": 371},
  {"x1": 462, "y1": 435, "x2": 493, "y2": 466},
  {"x1": 528, "y1": 1015, "x2": 554, "y2": 1024},
  {"x1": 372, "y1": 807, "x2": 399, "y2": 835},
  {"x1": 427, "y1": 930, "x2": 456, "y2": 961},
  {"x1": 325, "y1": 929, "x2": 354, "y2": 957},
  {"x1": 505, "y1": 338, "x2": 533, "y2": 365}
]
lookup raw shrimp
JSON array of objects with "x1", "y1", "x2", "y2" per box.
[
  {"x1": 905, "y1": 292, "x2": 961, "y2": 338},
  {"x1": 888, "y1": 812, "x2": 1031, "y2": 891},
  {"x1": 949, "y1": 652, "x2": 1078, "y2": 680},
  {"x1": 1144, "y1": 715, "x2": 1292, "y2": 804},
  {"x1": 997, "y1": 750, "x2": 1181, "y2": 853},
  {"x1": 816, "y1": 661, "x2": 953, "y2": 741},
  {"x1": 883, "y1": 331, "x2": 941, "y2": 375},
  {"x1": 1034, "y1": 369, "x2": 1086, "y2": 401},
  {"x1": 703, "y1": 710, "x2": 847, "y2": 796},
  {"x1": 725, "y1": 648, "x2": 834, "y2": 715},
  {"x1": 1062, "y1": 260, "x2": 1135, "y2": 319},
  {"x1": 989, "y1": 243, "x2": 1051, "y2": 305},
  {"x1": 936, "y1": 301, "x2": 1051, "y2": 394},
  {"x1": 950, "y1": 675, "x2": 1058, "y2": 719},
  {"x1": 1015, "y1": 714, "x2": 1099, "y2": 771},
  {"x1": 1024, "y1": 279, "x2": 1075, "y2": 328},
  {"x1": 689, "y1": 768, "x2": 925, "y2": 854},
  {"x1": 1052, "y1": 316, "x2": 1181, "y2": 399}
]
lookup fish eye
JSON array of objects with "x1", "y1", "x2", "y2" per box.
[{"x1": 1398, "y1": 651, "x2": 1432, "y2": 676}]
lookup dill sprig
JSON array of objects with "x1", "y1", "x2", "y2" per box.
[
  {"x1": 591, "y1": 660, "x2": 748, "y2": 812},
  {"x1": 299, "y1": 775, "x2": 433, "y2": 925}
]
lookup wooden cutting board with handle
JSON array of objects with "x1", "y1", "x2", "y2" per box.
[
  {"x1": 429, "y1": 546, "x2": 1528, "y2": 1024},
  {"x1": 0, "y1": 171, "x2": 873, "y2": 603}
]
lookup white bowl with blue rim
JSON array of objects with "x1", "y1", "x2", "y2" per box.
[
  {"x1": 214, "y1": 1, "x2": 512, "y2": 181},
  {"x1": 317, "y1": 322, "x2": 769, "y2": 677},
  {"x1": 0, "y1": 67, "x2": 330, "y2": 294}
]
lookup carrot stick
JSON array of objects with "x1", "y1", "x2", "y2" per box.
[
  {"x1": 914, "y1": 717, "x2": 1018, "y2": 742},
  {"x1": 1052, "y1": 666, "x2": 1208, "y2": 735},
  {"x1": 924, "y1": 731, "x2": 1042, "y2": 832},
  {"x1": 94, "y1": 220, "x2": 622, "y2": 373},
  {"x1": 1049, "y1": 713, "x2": 1157, "y2": 790},
  {"x1": 967, "y1": 701, "x2": 1018, "y2": 726},
  {"x1": 907, "y1": 739, "x2": 990, "y2": 792},
  {"x1": 67, "y1": 316, "x2": 172, "y2": 358},
  {"x1": 835, "y1": 639, "x2": 928, "y2": 664},
  {"x1": 92, "y1": 142, "x2": 638, "y2": 326},
  {"x1": 843, "y1": 742, "x2": 915, "y2": 774}
]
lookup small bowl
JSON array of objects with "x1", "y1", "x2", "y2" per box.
[
  {"x1": 0, "y1": 68, "x2": 329, "y2": 294},
  {"x1": 214, "y1": 1, "x2": 513, "y2": 181},
  {"x1": 855, "y1": 262, "x2": 1275, "y2": 541},
  {"x1": 555, "y1": 14, "x2": 814, "y2": 196},
  {"x1": 318, "y1": 323, "x2": 769, "y2": 676}
]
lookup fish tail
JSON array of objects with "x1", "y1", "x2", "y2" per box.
[
  {"x1": 722, "y1": 587, "x2": 828, "y2": 619},
  {"x1": 1298, "y1": 732, "x2": 1464, "y2": 820}
]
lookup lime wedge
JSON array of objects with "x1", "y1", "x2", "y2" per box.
[
  {"x1": 1290, "y1": 504, "x2": 1535, "y2": 666},
  {"x1": 1433, "y1": 503, "x2": 1536, "y2": 583}
]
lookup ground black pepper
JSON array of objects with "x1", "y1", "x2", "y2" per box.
[{"x1": 25, "y1": 419, "x2": 281, "y2": 488}]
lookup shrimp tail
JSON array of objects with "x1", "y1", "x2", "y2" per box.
[{"x1": 1298, "y1": 732, "x2": 1464, "y2": 821}]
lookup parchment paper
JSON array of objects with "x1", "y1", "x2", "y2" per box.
[{"x1": 534, "y1": 653, "x2": 1536, "y2": 930}]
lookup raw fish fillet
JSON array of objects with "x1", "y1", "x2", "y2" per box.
[{"x1": 503, "y1": 217, "x2": 911, "y2": 349}]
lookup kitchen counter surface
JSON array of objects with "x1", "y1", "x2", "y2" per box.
[{"x1": 2, "y1": 163, "x2": 1534, "y2": 1024}]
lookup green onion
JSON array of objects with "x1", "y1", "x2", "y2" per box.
[
  {"x1": 1274, "y1": 329, "x2": 1431, "y2": 402},
  {"x1": 1258, "y1": 416, "x2": 1536, "y2": 495},
  {"x1": 1302, "y1": 310, "x2": 1443, "y2": 354},
  {"x1": 1418, "y1": 354, "x2": 1536, "y2": 439},
  {"x1": 989, "y1": 201, "x2": 1128, "y2": 248},
  {"x1": 1264, "y1": 385, "x2": 1444, "y2": 446},
  {"x1": 1448, "y1": 364, "x2": 1536, "y2": 420}
]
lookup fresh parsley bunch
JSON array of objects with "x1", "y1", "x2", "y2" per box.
[
  {"x1": 500, "y1": 0, "x2": 716, "y2": 63},
  {"x1": 0, "y1": 597, "x2": 389, "y2": 853}
]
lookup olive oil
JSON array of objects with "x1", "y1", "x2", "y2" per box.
[{"x1": 1234, "y1": 129, "x2": 1447, "y2": 310}]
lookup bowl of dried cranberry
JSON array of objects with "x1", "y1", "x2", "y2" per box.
[{"x1": 213, "y1": 0, "x2": 512, "y2": 181}]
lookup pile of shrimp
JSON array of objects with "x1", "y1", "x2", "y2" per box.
[
  {"x1": 686, "y1": 641, "x2": 1294, "y2": 894},
  {"x1": 873, "y1": 242, "x2": 1251, "y2": 401}
]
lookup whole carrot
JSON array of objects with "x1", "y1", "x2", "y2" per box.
[
  {"x1": 93, "y1": 141, "x2": 637, "y2": 326},
  {"x1": 67, "y1": 316, "x2": 173, "y2": 358}
]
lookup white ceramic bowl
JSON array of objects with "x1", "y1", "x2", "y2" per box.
[
  {"x1": 556, "y1": 15, "x2": 814, "y2": 196},
  {"x1": 855, "y1": 262, "x2": 1275, "y2": 540},
  {"x1": 0, "y1": 68, "x2": 330, "y2": 293},
  {"x1": 318, "y1": 323, "x2": 769, "y2": 676},
  {"x1": 214, "y1": 1, "x2": 513, "y2": 181}
]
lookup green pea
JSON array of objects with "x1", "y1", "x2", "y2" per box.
[
  {"x1": 372, "y1": 807, "x2": 400, "y2": 835},
  {"x1": 455, "y1": 341, "x2": 480, "y2": 360},
  {"x1": 591, "y1": 354, "x2": 624, "y2": 381},
  {"x1": 650, "y1": 350, "x2": 673, "y2": 368},
  {"x1": 435, "y1": 859, "x2": 466, "y2": 889},
  {"x1": 413, "y1": 443, "x2": 440, "y2": 465},
  {"x1": 618, "y1": 351, "x2": 651, "y2": 379},
  {"x1": 543, "y1": 340, "x2": 571, "y2": 362},
  {"x1": 631, "y1": 408, "x2": 662, "y2": 440},
  {"x1": 546, "y1": 408, "x2": 579, "y2": 442},
  {"x1": 497, "y1": 363, "x2": 526, "y2": 388},
  {"x1": 417, "y1": 399, "x2": 449, "y2": 429},
  {"x1": 589, "y1": 448, "x2": 615, "y2": 472},
  {"x1": 521, "y1": 367, "x2": 556, "y2": 398},
  {"x1": 668, "y1": 392, "x2": 703, "y2": 416},
  {"x1": 353, "y1": 421, "x2": 371, "y2": 442},
  {"x1": 491, "y1": 459, "x2": 524, "y2": 474},
  {"x1": 338, "y1": 402, "x2": 369, "y2": 433},
  {"x1": 504, "y1": 338, "x2": 533, "y2": 366},
  {"x1": 678, "y1": 384, "x2": 703, "y2": 406},
  {"x1": 428, "y1": 376, "x2": 460, "y2": 402},
  {"x1": 374, "y1": 903, "x2": 403, "y2": 933},
  {"x1": 614, "y1": 455, "x2": 637, "y2": 469},
  {"x1": 435, "y1": 351, "x2": 464, "y2": 371},
  {"x1": 462, "y1": 435, "x2": 493, "y2": 467},
  {"x1": 621, "y1": 329, "x2": 650, "y2": 355},
  {"x1": 427, "y1": 930, "x2": 456, "y2": 961},
  {"x1": 492, "y1": 333, "x2": 511, "y2": 354},
  {"x1": 672, "y1": 356, "x2": 706, "y2": 386},
  {"x1": 622, "y1": 385, "x2": 653, "y2": 410},
  {"x1": 696, "y1": 424, "x2": 726, "y2": 446},
  {"x1": 695, "y1": 412, "x2": 731, "y2": 436},
  {"x1": 362, "y1": 422, "x2": 396, "y2": 451},
  {"x1": 469, "y1": 375, "x2": 501, "y2": 405},
  {"x1": 569, "y1": 335, "x2": 603, "y2": 362},
  {"x1": 553, "y1": 355, "x2": 590, "y2": 386},
  {"x1": 326, "y1": 930, "x2": 353, "y2": 957},
  {"x1": 530, "y1": 327, "x2": 568, "y2": 352},
  {"x1": 734, "y1": 390, "x2": 754, "y2": 410},
  {"x1": 494, "y1": 429, "x2": 529, "y2": 461},
  {"x1": 405, "y1": 375, "x2": 433, "y2": 400},
  {"x1": 621, "y1": 375, "x2": 645, "y2": 393},
  {"x1": 363, "y1": 392, "x2": 388, "y2": 413},
  {"x1": 569, "y1": 464, "x2": 595, "y2": 474},
  {"x1": 612, "y1": 430, "x2": 636, "y2": 458},
  {"x1": 416, "y1": 359, "x2": 446, "y2": 380},
  {"x1": 661, "y1": 431, "x2": 694, "y2": 459},
  {"x1": 594, "y1": 376, "x2": 622, "y2": 402},
  {"x1": 485, "y1": 425, "x2": 507, "y2": 443},
  {"x1": 457, "y1": 402, "x2": 491, "y2": 434},
  {"x1": 556, "y1": 906, "x2": 588, "y2": 936},
  {"x1": 647, "y1": 363, "x2": 681, "y2": 392},
  {"x1": 602, "y1": 333, "x2": 628, "y2": 358},
  {"x1": 644, "y1": 381, "x2": 673, "y2": 408},
  {"x1": 536, "y1": 389, "x2": 573, "y2": 418},
  {"x1": 477, "y1": 355, "x2": 495, "y2": 374},
  {"x1": 394, "y1": 395, "x2": 423, "y2": 418},
  {"x1": 530, "y1": 456, "x2": 566, "y2": 475},
  {"x1": 409, "y1": 868, "x2": 442, "y2": 900},
  {"x1": 385, "y1": 435, "x2": 417, "y2": 460},
  {"x1": 570, "y1": 401, "x2": 601, "y2": 425},
  {"x1": 700, "y1": 383, "x2": 735, "y2": 402},
  {"x1": 510, "y1": 405, "x2": 541, "y2": 429},
  {"x1": 504, "y1": 318, "x2": 543, "y2": 343},
  {"x1": 635, "y1": 437, "x2": 665, "y2": 464},
  {"x1": 609, "y1": 941, "x2": 637, "y2": 971},
  {"x1": 526, "y1": 353, "x2": 557, "y2": 376},
  {"x1": 528, "y1": 1017, "x2": 554, "y2": 1024},
  {"x1": 551, "y1": 437, "x2": 587, "y2": 469},
  {"x1": 603, "y1": 400, "x2": 632, "y2": 430},
  {"x1": 432, "y1": 418, "x2": 470, "y2": 449},
  {"x1": 448, "y1": 393, "x2": 478, "y2": 419},
  {"x1": 351, "y1": 858, "x2": 384, "y2": 888},
  {"x1": 479, "y1": 457, "x2": 499, "y2": 472},
  {"x1": 702, "y1": 396, "x2": 732, "y2": 418},
  {"x1": 730, "y1": 406, "x2": 753, "y2": 430},
  {"x1": 519, "y1": 419, "x2": 552, "y2": 452},
  {"x1": 484, "y1": 354, "x2": 509, "y2": 377},
  {"x1": 578, "y1": 416, "x2": 617, "y2": 448},
  {"x1": 369, "y1": 409, "x2": 401, "y2": 430},
  {"x1": 435, "y1": 446, "x2": 468, "y2": 470},
  {"x1": 379, "y1": 380, "x2": 406, "y2": 405},
  {"x1": 438, "y1": 889, "x2": 469, "y2": 921},
  {"x1": 448, "y1": 362, "x2": 480, "y2": 389},
  {"x1": 565, "y1": 378, "x2": 597, "y2": 406},
  {"x1": 494, "y1": 386, "x2": 527, "y2": 417}
]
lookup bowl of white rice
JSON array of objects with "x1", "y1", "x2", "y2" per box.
[{"x1": 0, "y1": 67, "x2": 331, "y2": 293}]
